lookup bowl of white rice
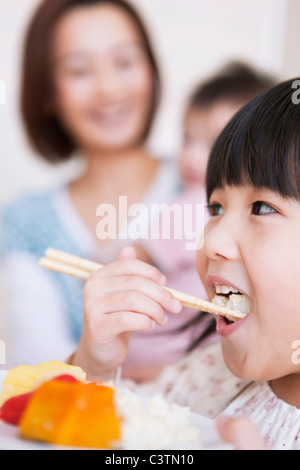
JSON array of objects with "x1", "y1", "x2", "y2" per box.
[{"x1": 113, "y1": 388, "x2": 202, "y2": 450}]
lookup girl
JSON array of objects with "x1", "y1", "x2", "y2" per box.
[
  {"x1": 0, "y1": 0, "x2": 180, "y2": 377},
  {"x1": 72, "y1": 78, "x2": 300, "y2": 449},
  {"x1": 133, "y1": 62, "x2": 276, "y2": 365}
]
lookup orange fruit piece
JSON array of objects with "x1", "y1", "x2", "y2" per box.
[
  {"x1": 0, "y1": 361, "x2": 86, "y2": 406},
  {"x1": 19, "y1": 380, "x2": 121, "y2": 449}
]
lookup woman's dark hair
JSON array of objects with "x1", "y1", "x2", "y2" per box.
[
  {"x1": 187, "y1": 61, "x2": 276, "y2": 112},
  {"x1": 21, "y1": 0, "x2": 161, "y2": 162},
  {"x1": 206, "y1": 78, "x2": 300, "y2": 202}
]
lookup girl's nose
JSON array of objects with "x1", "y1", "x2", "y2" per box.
[{"x1": 203, "y1": 215, "x2": 241, "y2": 262}]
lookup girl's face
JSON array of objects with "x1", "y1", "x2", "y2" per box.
[
  {"x1": 51, "y1": 4, "x2": 154, "y2": 153},
  {"x1": 197, "y1": 184, "x2": 300, "y2": 382},
  {"x1": 179, "y1": 103, "x2": 239, "y2": 189}
]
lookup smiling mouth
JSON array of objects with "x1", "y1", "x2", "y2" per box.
[
  {"x1": 212, "y1": 285, "x2": 252, "y2": 324},
  {"x1": 88, "y1": 103, "x2": 131, "y2": 127}
]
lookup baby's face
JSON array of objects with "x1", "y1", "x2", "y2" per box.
[
  {"x1": 197, "y1": 184, "x2": 300, "y2": 382},
  {"x1": 179, "y1": 102, "x2": 239, "y2": 189}
]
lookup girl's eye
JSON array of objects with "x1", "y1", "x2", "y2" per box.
[
  {"x1": 207, "y1": 203, "x2": 224, "y2": 216},
  {"x1": 251, "y1": 201, "x2": 278, "y2": 215}
]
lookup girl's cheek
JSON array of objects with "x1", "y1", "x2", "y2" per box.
[{"x1": 196, "y1": 249, "x2": 208, "y2": 286}]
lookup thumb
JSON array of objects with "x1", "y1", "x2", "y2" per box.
[
  {"x1": 216, "y1": 415, "x2": 268, "y2": 450},
  {"x1": 117, "y1": 245, "x2": 138, "y2": 261}
]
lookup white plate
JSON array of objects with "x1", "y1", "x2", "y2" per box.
[{"x1": 0, "y1": 370, "x2": 231, "y2": 450}]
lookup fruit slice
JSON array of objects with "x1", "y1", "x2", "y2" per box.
[
  {"x1": 0, "y1": 375, "x2": 81, "y2": 425},
  {"x1": 19, "y1": 380, "x2": 121, "y2": 449},
  {"x1": 0, "y1": 361, "x2": 86, "y2": 406},
  {"x1": 0, "y1": 392, "x2": 33, "y2": 425}
]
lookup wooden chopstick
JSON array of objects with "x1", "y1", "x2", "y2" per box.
[
  {"x1": 39, "y1": 257, "x2": 91, "y2": 281},
  {"x1": 39, "y1": 248, "x2": 246, "y2": 322},
  {"x1": 45, "y1": 248, "x2": 103, "y2": 273}
]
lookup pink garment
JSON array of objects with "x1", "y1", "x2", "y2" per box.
[{"x1": 124, "y1": 188, "x2": 215, "y2": 368}]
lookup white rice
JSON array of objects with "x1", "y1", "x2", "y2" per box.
[
  {"x1": 113, "y1": 388, "x2": 202, "y2": 450},
  {"x1": 213, "y1": 293, "x2": 252, "y2": 316}
]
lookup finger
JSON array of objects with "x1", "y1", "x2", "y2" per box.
[
  {"x1": 98, "y1": 311, "x2": 157, "y2": 338},
  {"x1": 216, "y1": 415, "x2": 268, "y2": 450},
  {"x1": 96, "y1": 290, "x2": 174, "y2": 326},
  {"x1": 117, "y1": 246, "x2": 137, "y2": 261},
  {"x1": 86, "y1": 275, "x2": 182, "y2": 315},
  {"x1": 90, "y1": 257, "x2": 167, "y2": 286}
]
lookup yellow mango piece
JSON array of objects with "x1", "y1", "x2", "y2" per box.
[
  {"x1": 19, "y1": 380, "x2": 121, "y2": 449},
  {"x1": 0, "y1": 361, "x2": 86, "y2": 406}
]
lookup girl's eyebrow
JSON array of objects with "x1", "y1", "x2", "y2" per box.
[{"x1": 54, "y1": 40, "x2": 145, "y2": 65}]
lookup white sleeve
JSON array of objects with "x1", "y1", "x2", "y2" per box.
[{"x1": 1, "y1": 252, "x2": 76, "y2": 367}]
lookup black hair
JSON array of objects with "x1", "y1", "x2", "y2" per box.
[
  {"x1": 187, "y1": 61, "x2": 276, "y2": 112},
  {"x1": 206, "y1": 78, "x2": 300, "y2": 202}
]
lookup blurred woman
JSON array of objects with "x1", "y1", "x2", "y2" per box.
[{"x1": 0, "y1": 0, "x2": 179, "y2": 376}]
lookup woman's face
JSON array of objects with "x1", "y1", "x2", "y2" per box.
[
  {"x1": 51, "y1": 4, "x2": 154, "y2": 153},
  {"x1": 197, "y1": 184, "x2": 300, "y2": 382}
]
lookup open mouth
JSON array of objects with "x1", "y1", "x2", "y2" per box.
[{"x1": 212, "y1": 285, "x2": 252, "y2": 325}]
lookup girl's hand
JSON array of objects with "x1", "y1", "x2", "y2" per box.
[
  {"x1": 216, "y1": 415, "x2": 268, "y2": 450},
  {"x1": 73, "y1": 246, "x2": 182, "y2": 381}
]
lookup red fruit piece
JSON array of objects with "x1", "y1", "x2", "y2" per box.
[
  {"x1": 0, "y1": 374, "x2": 80, "y2": 425},
  {"x1": 51, "y1": 375, "x2": 80, "y2": 384},
  {"x1": 0, "y1": 392, "x2": 34, "y2": 425}
]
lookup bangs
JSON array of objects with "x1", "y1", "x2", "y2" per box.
[{"x1": 206, "y1": 79, "x2": 300, "y2": 202}]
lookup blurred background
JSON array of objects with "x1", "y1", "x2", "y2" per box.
[
  {"x1": 0, "y1": 0, "x2": 300, "y2": 206},
  {"x1": 0, "y1": 0, "x2": 300, "y2": 368}
]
